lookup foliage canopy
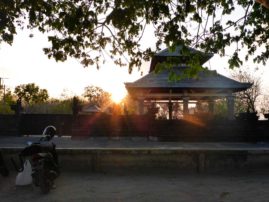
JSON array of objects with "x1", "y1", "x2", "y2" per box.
[
  {"x1": 82, "y1": 85, "x2": 111, "y2": 108},
  {"x1": 1, "y1": 0, "x2": 269, "y2": 72},
  {"x1": 14, "y1": 83, "x2": 49, "y2": 104}
]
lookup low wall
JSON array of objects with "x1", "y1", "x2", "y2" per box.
[{"x1": 2, "y1": 148, "x2": 269, "y2": 173}]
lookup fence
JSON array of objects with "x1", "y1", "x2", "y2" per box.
[{"x1": 0, "y1": 113, "x2": 269, "y2": 142}]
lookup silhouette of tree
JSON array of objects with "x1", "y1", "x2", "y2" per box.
[
  {"x1": 232, "y1": 69, "x2": 261, "y2": 113},
  {"x1": 82, "y1": 85, "x2": 111, "y2": 109},
  {"x1": 1, "y1": 1, "x2": 269, "y2": 73},
  {"x1": 14, "y1": 83, "x2": 49, "y2": 104},
  {"x1": 72, "y1": 96, "x2": 82, "y2": 116}
]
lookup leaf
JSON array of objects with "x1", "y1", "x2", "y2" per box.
[
  {"x1": 0, "y1": 0, "x2": 269, "y2": 74},
  {"x1": 228, "y1": 52, "x2": 243, "y2": 69}
]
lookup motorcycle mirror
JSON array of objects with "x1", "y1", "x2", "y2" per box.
[{"x1": 42, "y1": 125, "x2": 56, "y2": 140}]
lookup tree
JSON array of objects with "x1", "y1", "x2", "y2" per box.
[
  {"x1": 1, "y1": 88, "x2": 15, "y2": 104},
  {"x1": 231, "y1": 69, "x2": 261, "y2": 113},
  {"x1": 259, "y1": 94, "x2": 269, "y2": 115},
  {"x1": 1, "y1": 1, "x2": 269, "y2": 73},
  {"x1": 23, "y1": 98, "x2": 74, "y2": 114},
  {"x1": 72, "y1": 96, "x2": 82, "y2": 115},
  {"x1": 0, "y1": 88, "x2": 16, "y2": 114},
  {"x1": 82, "y1": 86, "x2": 111, "y2": 109},
  {"x1": 14, "y1": 83, "x2": 49, "y2": 104}
]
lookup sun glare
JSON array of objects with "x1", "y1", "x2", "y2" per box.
[{"x1": 110, "y1": 88, "x2": 127, "y2": 103}]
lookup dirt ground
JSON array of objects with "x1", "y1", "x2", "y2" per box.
[{"x1": 1, "y1": 170, "x2": 269, "y2": 202}]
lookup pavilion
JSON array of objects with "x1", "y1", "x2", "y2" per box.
[{"x1": 125, "y1": 46, "x2": 252, "y2": 120}]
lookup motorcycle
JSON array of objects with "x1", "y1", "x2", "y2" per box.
[
  {"x1": 0, "y1": 151, "x2": 9, "y2": 177},
  {"x1": 12, "y1": 125, "x2": 60, "y2": 194}
]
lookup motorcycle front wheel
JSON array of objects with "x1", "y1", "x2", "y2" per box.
[{"x1": 39, "y1": 162, "x2": 52, "y2": 194}]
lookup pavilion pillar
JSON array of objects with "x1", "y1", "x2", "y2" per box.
[
  {"x1": 183, "y1": 97, "x2": 189, "y2": 115},
  {"x1": 168, "y1": 100, "x2": 173, "y2": 120},
  {"x1": 137, "y1": 98, "x2": 144, "y2": 115},
  {"x1": 208, "y1": 98, "x2": 215, "y2": 114},
  {"x1": 227, "y1": 95, "x2": 235, "y2": 120}
]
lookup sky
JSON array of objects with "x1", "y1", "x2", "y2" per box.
[
  {"x1": 0, "y1": 29, "x2": 146, "y2": 102},
  {"x1": 1, "y1": 22, "x2": 269, "y2": 103}
]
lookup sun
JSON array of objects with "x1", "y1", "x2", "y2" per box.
[{"x1": 110, "y1": 87, "x2": 127, "y2": 103}]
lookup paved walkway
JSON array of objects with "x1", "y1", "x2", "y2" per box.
[
  {"x1": 2, "y1": 170, "x2": 269, "y2": 202},
  {"x1": 1, "y1": 136, "x2": 269, "y2": 151}
]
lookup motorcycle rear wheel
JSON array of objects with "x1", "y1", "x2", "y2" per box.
[
  {"x1": 39, "y1": 164, "x2": 52, "y2": 194},
  {"x1": 0, "y1": 165, "x2": 9, "y2": 177}
]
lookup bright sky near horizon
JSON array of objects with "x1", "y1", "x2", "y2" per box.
[
  {"x1": 0, "y1": 29, "x2": 146, "y2": 102},
  {"x1": 1, "y1": 25, "x2": 269, "y2": 103}
]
